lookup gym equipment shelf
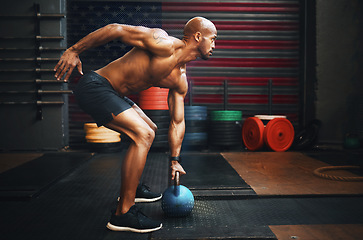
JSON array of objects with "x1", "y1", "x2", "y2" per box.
[{"x1": 0, "y1": 3, "x2": 67, "y2": 119}]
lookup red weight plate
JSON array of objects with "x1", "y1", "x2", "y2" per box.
[
  {"x1": 139, "y1": 100, "x2": 168, "y2": 105},
  {"x1": 140, "y1": 87, "x2": 169, "y2": 95},
  {"x1": 242, "y1": 117, "x2": 265, "y2": 151},
  {"x1": 263, "y1": 118, "x2": 294, "y2": 152},
  {"x1": 140, "y1": 103, "x2": 169, "y2": 110},
  {"x1": 139, "y1": 95, "x2": 168, "y2": 100}
]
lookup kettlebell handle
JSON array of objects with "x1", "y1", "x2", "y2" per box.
[
  {"x1": 173, "y1": 171, "x2": 180, "y2": 197},
  {"x1": 174, "y1": 171, "x2": 180, "y2": 187}
]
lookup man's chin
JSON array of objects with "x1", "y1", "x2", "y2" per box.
[{"x1": 201, "y1": 55, "x2": 210, "y2": 60}]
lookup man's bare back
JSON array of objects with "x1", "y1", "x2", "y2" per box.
[{"x1": 95, "y1": 36, "x2": 188, "y2": 96}]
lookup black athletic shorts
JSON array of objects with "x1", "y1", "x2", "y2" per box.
[{"x1": 74, "y1": 71, "x2": 135, "y2": 126}]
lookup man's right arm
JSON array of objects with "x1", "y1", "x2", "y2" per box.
[
  {"x1": 54, "y1": 24, "x2": 122, "y2": 80},
  {"x1": 54, "y1": 24, "x2": 173, "y2": 81}
]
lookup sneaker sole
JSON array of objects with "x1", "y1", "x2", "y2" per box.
[
  {"x1": 117, "y1": 194, "x2": 163, "y2": 203},
  {"x1": 106, "y1": 222, "x2": 162, "y2": 233},
  {"x1": 136, "y1": 194, "x2": 162, "y2": 203}
]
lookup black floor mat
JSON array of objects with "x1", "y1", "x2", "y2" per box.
[
  {"x1": 1, "y1": 151, "x2": 363, "y2": 240},
  {"x1": 149, "y1": 197, "x2": 363, "y2": 240},
  {"x1": 181, "y1": 152, "x2": 249, "y2": 188},
  {"x1": 0, "y1": 152, "x2": 93, "y2": 200},
  {"x1": 181, "y1": 152, "x2": 255, "y2": 198}
]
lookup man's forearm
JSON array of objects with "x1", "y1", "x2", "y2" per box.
[{"x1": 168, "y1": 120, "x2": 185, "y2": 157}]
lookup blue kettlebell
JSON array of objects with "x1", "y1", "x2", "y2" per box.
[{"x1": 161, "y1": 171, "x2": 194, "y2": 217}]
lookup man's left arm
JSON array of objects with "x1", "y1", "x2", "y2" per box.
[{"x1": 167, "y1": 72, "x2": 188, "y2": 180}]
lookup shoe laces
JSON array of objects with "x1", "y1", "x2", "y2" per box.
[
  {"x1": 131, "y1": 205, "x2": 147, "y2": 218},
  {"x1": 139, "y1": 183, "x2": 151, "y2": 192}
]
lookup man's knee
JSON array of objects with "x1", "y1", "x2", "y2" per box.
[{"x1": 135, "y1": 126, "x2": 155, "y2": 147}]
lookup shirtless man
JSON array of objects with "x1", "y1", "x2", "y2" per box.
[{"x1": 54, "y1": 17, "x2": 217, "y2": 233}]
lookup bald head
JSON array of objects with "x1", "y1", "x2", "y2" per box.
[
  {"x1": 183, "y1": 17, "x2": 216, "y2": 37},
  {"x1": 183, "y1": 17, "x2": 217, "y2": 60}
]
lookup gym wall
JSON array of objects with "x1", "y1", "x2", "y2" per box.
[
  {"x1": 66, "y1": 0, "x2": 302, "y2": 149},
  {"x1": 0, "y1": 0, "x2": 68, "y2": 151},
  {"x1": 1, "y1": 0, "x2": 361, "y2": 151},
  {"x1": 315, "y1": 0, "x2": 363, "y2": 145}
]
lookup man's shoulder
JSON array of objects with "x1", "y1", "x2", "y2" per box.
[{"x1": 169, "y1": 36, "x2": 185, "y2": 50}]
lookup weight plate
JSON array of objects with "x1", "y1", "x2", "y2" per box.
[
  {"x1": 184, "y1": 140, "x2": 208, "y2": 145},
  {"x1": 185, "y1": 114, "x2": 208, "y2": 121},
  {"x1": 209, "y1": 124, "x2": 241, "y2": 131},
  {"x1": 211, "y1": 122, "x2": 241, "y2": 127},
  {"x1": 141, "y1": 104, "x2": 168, "y2": 110},
  {"x1": 184, "y1": 106, "x2": 207, "y2": 111},
  {"x1": 210, "y1": 110, "x2": 242, "y2": 121},
  {"x1": 83, "y1": 123, "x2": 98, "y2": 130},
  {"x1": 154, "y1": 132, "x2": 168, "y2": 137},
  {"x1": 140, "y1": 87, "x2": 168, "y2": 94},
  {"x1": 254, "y1": 115, "x2": 286, "y2": 125},
  {"x1": 254, "y1": 115, "x2": 286, "y2": 120},
  {"x1": 185, "y1": 120, "x2": 208, "y2": 128},
  {"x1": 184, "y1": 132, "x2": 208, "y2": 137},
  {"x1": 210, "y1": 140, "x2": 241, "y2": 146},
  {"x1": 209, "y1": 131, "x2": 241, "y2": 137},
  {"x1": 151, "y1": 141, "x2": 169, "y2": 147},
  {"x1": 139, "y1": 96, "x2": 168, "y2": 101},
  {"x1": 242, "y1": 117, "x2": 265, "y2": 151},
  {"x1": 139, "y1": 99, "x2": 168, "y2": 105},
  {"x1": 140, "y1": 91, "x2": 168, "y2": 96},
  {"x1": 154, "y1": 138, "x2": 168, "y2": 144},
  {"x1": 143, "y1": 110, "x2": 169, "y2": 116},
  {"x1": 263, "y1": 118, "x2": 294, "y2": 152},
  {"x1": 155, "y1": 123, "x2": 169, "y2": 129},
  {"x1": 148, "y1": 115, "x2": 170, "y2": 122},
  {"x1": 292, "y1": 119, "x2": 321, "y2": 150},
  {"x1": 185, "y1": 127, "x2": 208, "y2": 133},
  {"x1": 210, "y1": 138, "x2": 241, "y2": 143},
  {"x1": 155, "y1": 129, "x2": 169, "y2": 135},
  {"x1": 209, "y1": 135, "x2": 241, "y2": 141},
  {"x1": 210, "y1": 130, "x2": 241, "y2": 135},
  {"x1": 210, "y1": 121, "x2": 241, "y2": 127},
  {"x1": 209, "y1": 120, "x2": 241, "y2": 125}
]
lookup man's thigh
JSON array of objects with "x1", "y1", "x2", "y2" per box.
[
  {"x1": 131, "y1": 104, "x2": 157, "y2": 131},
  {"x1": 106, "y1": 108, "x2": 152, "y2": 141}
]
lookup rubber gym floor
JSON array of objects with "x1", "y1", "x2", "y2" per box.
[{"x1": 0, "y1": 147, "x2": 362, "y2": 240}]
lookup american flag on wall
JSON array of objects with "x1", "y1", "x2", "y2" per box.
[{"x1": 67, "y1": 1, "x2": 301, "y2": 146}]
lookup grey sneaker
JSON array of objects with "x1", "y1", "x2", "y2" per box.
[{"x1": 106, "y1": 205, "x2": 162, "y2": 233}]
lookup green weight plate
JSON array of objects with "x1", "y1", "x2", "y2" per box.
[{"x1": 210, "y1": 110, "x2": 242, "y2": 121}]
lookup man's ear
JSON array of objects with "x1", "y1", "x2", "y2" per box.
[{"x1": 194, "y1": 32, "x2": 202, "y2": 42}]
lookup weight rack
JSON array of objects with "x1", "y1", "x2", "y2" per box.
[{"x1": 0, "y1": 3, "x2": 69, "y2": 120}]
